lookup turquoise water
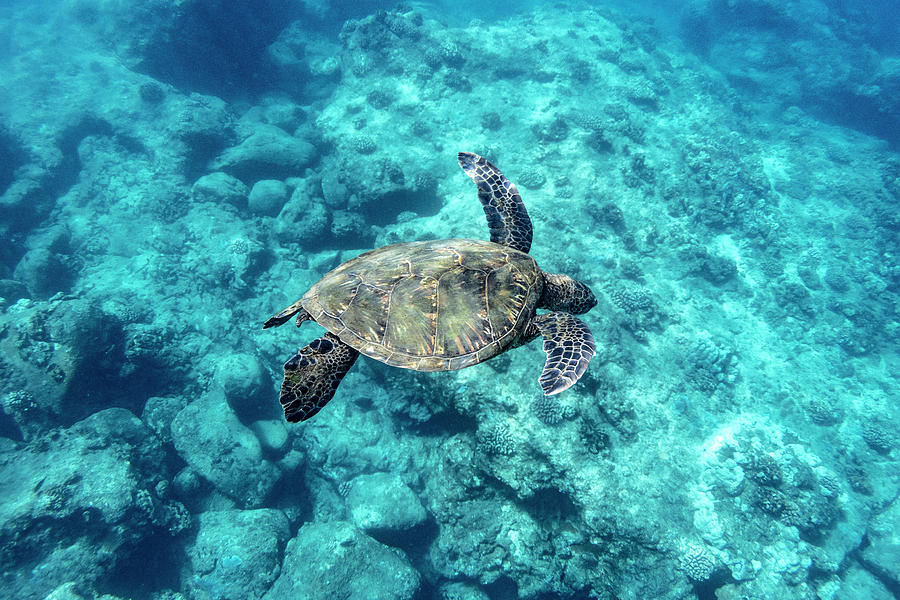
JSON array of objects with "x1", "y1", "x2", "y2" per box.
[{"x1": 0, "y1": 1, "x2": 898, "y2": 599}]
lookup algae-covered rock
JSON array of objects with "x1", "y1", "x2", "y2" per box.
[
  {"x1": 214, "y1": 352, "x2": 278, "y2": 422},
  {"x1": 186, "y1": 509, "x2": 291, "y2": 600},
  {"x1": 142, "y1": 395, "x2": 190, "y2": 445},
  {"x1": 171, "y1": 392, "x2": 281, "y2": 507},
  {"x1": 861, "y1": 496, "x2": 900, "y2": 589},
  {"x1": 263, "y1": 521, "x2": 421, "y2": 600},
  {"x1": 248, "y1": 179, "x2": 288, "y2": 216},
  {"x1": 836, "y1": 563, "x2": 893, "y2": 600},
  {"x1": 0, "y1": 297, "x2": 128, "y2": 436},
  {"x1": 0, "y1": 409, "x2": 175, "y2": 599},
  {"x1": 249, "y1": 419, "x2": 290, "y2": 458},
  {"x1": 0, "y1": 278, "x2": 28, "y2": 303},
  {"x1": 439, "y1": 581, "x2": 491, "y2": 600},
  {"x1": 346, "y1": 472, "x2": 428, "y2": 537},
  {"x1": 44, "y1": 582, "x2": 132, "y2": 600},
  {"x1": 320, "y1": 169, "x2": 350, "y2": 208},
  {"x1": 13, "y1": 248, "x2": 72, "y2": 298},
  {"x1": 265, "y1": 23, "x2": 311, "y2": 98},
  {"x1": 212, "y1": 124, "x2": 316, "y2": 182},
  {"x1": 275, "y1": 186, "x2": 330, "y2": 245},
  {"x1": 191, "y1": 172, "x2": 249, "y2": 208},
  {"x1": 43, "y1": 582, "x2": 88, "y2": 600}
]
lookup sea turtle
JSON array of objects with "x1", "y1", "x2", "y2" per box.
[{"x1": 263, "y1": 152, "x2": 597, "y2": 422}]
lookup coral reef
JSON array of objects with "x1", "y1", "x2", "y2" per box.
[{"x1": 0, "y1": 1, "x2": 897, "y2": 599}]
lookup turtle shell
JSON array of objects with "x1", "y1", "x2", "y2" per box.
[{"x1": 302, "y1": 239, "x2": 542, "y2": 371}]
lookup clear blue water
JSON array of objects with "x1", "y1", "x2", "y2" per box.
[{"x1": 0, "y1": 1, "x2": 898, "y2": 599}]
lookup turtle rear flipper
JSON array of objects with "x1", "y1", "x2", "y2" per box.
[
  {"x1": 280, "y1": 333, "x2": 359, "y2": 422},
  {"x1": 263, "y1": 302, "x2": 311, "y2": 329},
  {"x1": 458, "y1": 152, "x2": 533, "y2": 254},
  {"x1": 532, "y1": 312, "x2": 595, "y2": 395}
]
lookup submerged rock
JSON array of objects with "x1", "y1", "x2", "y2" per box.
[
  {"x1": 248, "y1": 179, "x2": 288, "y2": 216},
  {"x1": 186, "y1": 509, "x2": 291, "y2": 600},
  {"x1": 171, "y1": 392, "x2": 281, "y2": 507},
  {"x1": 212, "y1": 124, "x2": 316, "y2": 182},
  {"x1": 439, "y1": 581, "x2": 491, "y2": 600},
  {"x1": 346, "y1": 472, "x2": 428, "y2": 538},
  {"x1": 262, "y1": 521, "x2": 421, "y2": 600},
  {"x1": 191, "y1": 172, "x2": 249, "y2": 208},
  {"x1": 13, "y1": 248, "x2": 72, "y2": 298},
  {"x1": 0, "y1": 409, "x2": 180, "y2": 599},
  {"x1": 0, "y1": 278, "x2": 28, "y2": 303},
  {"x1": 861, "y1": 496, "x2": 900, "y2": 589},
  {"x1": 142, "y1": 395, "x2": 190, "y2": 445},
  {"x1": 275, "y1": 187, "x2": 330, "y2": 245},
  {"x1": 214, "y1": 352, "x2": 278, "y2": 422},
  {"x1": 0, "y1": 297, "x2": 128, "y2": 437}
]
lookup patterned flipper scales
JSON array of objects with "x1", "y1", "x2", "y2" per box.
[
  {"x1": 279, "y1": 333, "x2": 359, "y2": 422},
  {"x1": 532, "y1": 312, "x2": 595, "y2": 395},
  {"x1": 458, "y1": 152, "x2": 533, "y2": 254}
]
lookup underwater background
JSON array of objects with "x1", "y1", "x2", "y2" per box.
[{"x1": 0, "y1": 0, "x2": 898, "y2": 599}]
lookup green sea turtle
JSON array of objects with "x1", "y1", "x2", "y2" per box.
[{"x1": 263, "y1": 152, "x2": 597, "y2": 422}]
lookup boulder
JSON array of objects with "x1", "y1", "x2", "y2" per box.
[
  {"x1": 0, "y1": 409, "x2": 182, "y2": 599},
  {"x1": 346, "y1": 472, "x2": 428, "y2": 539},
  {"x1": 861, "y1": 496, "x2": 900, "y2": 588},
  {"x1": 263, "y1": 521, "x2": 420, "y2": 600},
  {"x1": 13, "y1": 248, "x2": 72, "y2": 298},
  {"x1": 250, "y1": 419, "x2": 290, "y2": 458},
  {"x1": 186, "y1": 509, "x2": 291, "y2": 600},
  {"x1": 275, "y1": 185, "x2": 329, "y2": 245},
  {"x1": 191, "y1": 172, "x2": 249, "y2": 208},
  {"x1": 212, "y1": 124, "x2": 316, "y2": 182},
  {"x1": 214, "y1": 352, "x2": 278, "y2": 422},
  {"x1": 171, "y1": 392, "x2": 281, "y2": 507},
  {"x1": 142, "y1": 395, "x2": 190, "y2": 445},
  {"x1": 0, "y1": 298, "x2": 127, "y2": 436},
  {"x1": 248, "y1": 179, "x2": 288, "y2": 216},
  {"x1": 0, "y1": 278, "x2": 29, "y2": 303},
  {"x1": 440, "y1": 581, "x2": 491, "y2": 600}
]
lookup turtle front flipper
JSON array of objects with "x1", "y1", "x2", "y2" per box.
[
  {"x1": 263, "y1": 301, "x2": 311, "y2": 329},
  {"x1": 279, "y1": 333, "x2": 359, "y2": 422},
  {"x1": 531, "y1": 312, "x2": 595, "y2": 395},
  {"x1": 458, "y1": 152, "x2": 533, "y2": 254}
]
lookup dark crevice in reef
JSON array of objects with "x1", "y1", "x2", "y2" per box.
[
  {"x1": 412, "y1": 409, "x2": 477, "y2": 438},
  {"x1": 373, "y1": 518, "x2": 439, "y2": 565},
  {"x1": 1, "y1": 116, "x2": 117, "y2": 272},
  {"x1": 534, "y1": 589, "x2": 594, "y2": 600},
  {"x1": 692, "y1": 570, "x2": 735, "y2": 600},
  {"x1": 181, "y1": 129, "x2": 233, "y2": 183},
  {"x1": 852, "y1": 535, "x2": 900, "y2": 599},
  {"x1": 518, "y1": 487, "x2": 582, "y2": 526},
  {"x1": 479, "y1": 575, "x2": 519, "y2": 600},
  {"x1": 479, "y1": 476, "x2": 584, "y2": 535},
  {"x1": 0, "y1": 125, "x2": 27, "y2": 197},
  {"x1": 50, "y1": 115, "x2": 115, "y2": 202},
  {"x1": 0, "y1": 124, "x2": 33, "y2": 274},
  {"x1": 359, "y1": 188, "x2": 444, "y2": 227},
  {"x1": 135, "y1": 0, "x2": 302, "y2": 100},
  {"x1": 0, "y1": 409, "x2": 21, "y2": 441},
  {"x1": 101, "y1": 530, "x2": 185, "y2": 600},
  {"x1": 807, "y1": 91, "x2": 900, "y2": 151}
]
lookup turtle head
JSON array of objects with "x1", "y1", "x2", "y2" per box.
[{"x1": 539, "y1": 272, "x2": 597, "y2": 315}]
